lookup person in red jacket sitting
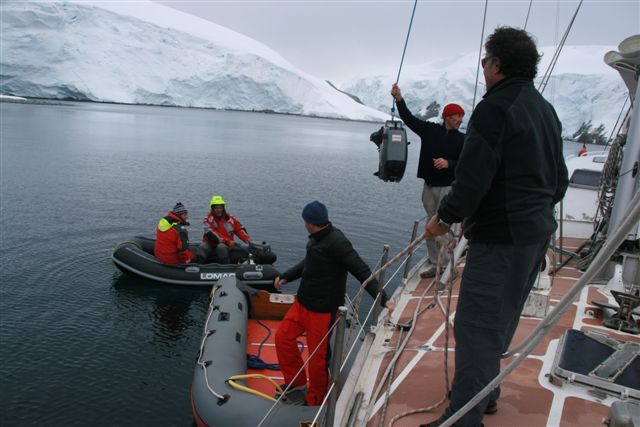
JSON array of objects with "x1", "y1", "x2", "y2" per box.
[
  {"x1": 201, "y1": 195, "x2": 251, "y2": 264},
  {"x1": 578, "y1": 142, "x2": 588, "y2": 157},
  {"x1": 154, "y1": 202, "x2": 196, "y2": 265}
]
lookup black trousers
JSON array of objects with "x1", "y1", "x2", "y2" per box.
[
  {"x1": 438, "y1": 239, "x2": 549, "y2": 427},
  {"x1": 198, "y1": 242, "x2": 249, "y2": 264}
]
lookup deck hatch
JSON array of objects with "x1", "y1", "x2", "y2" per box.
[{"x1": 551, "y1": 329, "x2": 640, "y2": 400}]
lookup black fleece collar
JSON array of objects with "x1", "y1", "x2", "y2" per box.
[
  {"x1": 309, "y1": 222, "x2": 333, "y2": 241},
  {"x1": 483, "y1": 76, "x2": 534, "y2": 99}
]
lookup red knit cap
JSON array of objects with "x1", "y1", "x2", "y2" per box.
[{"x1": 442, "y1": 103, "x2": 465, "y2": 118}]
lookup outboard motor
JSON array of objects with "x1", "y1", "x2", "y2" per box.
[
  {"x1": 370, "y1": 120, "x2": 409, "y2": 182},
  {"x1": 248, "y1": 241, "x2": 277, "y2": 265}
]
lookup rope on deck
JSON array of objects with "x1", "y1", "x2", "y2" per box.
[{"x1": 383, "y1": 236, "x2": 459, "y2": 427}]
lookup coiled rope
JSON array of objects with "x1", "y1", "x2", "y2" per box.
[
  {"x1": 246, "y1": 319, "x2": 280, "y2": 371},
  {"x1": 606, "y1": 95, "x2": 630, "y2": 147},
  {"x1": 575, "y1": 129, "x2": 627, "y2": 271}
]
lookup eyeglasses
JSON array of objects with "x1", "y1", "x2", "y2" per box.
[{"x1": 481, "y1": 56, "x2": 494, "y2": 68}]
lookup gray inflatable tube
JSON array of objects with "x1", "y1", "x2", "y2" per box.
[{"x1": 190, "y1": 277, "x2": 323, "y2": 426}]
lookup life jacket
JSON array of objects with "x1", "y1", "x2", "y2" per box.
[
  {"x1": 203, "y1": 212, "x2": 250, "y2": 245},
  {"x1": 155, "y1": 212, "x2": 193, "y2": 264}
]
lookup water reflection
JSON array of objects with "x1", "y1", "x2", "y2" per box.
[{"x1": 111, "y1": 272, "x2": 209, "y2": 344}]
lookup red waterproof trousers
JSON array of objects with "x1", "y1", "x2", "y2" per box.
[{"x1": 275, "y1": 300, "x2": 335, "y2": 406}]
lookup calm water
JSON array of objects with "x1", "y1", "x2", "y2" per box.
[
  {"x1": 0, "y1": 101, "x2": 589, "y2": 426},
  {"x1": 0, "y1": 101, "x2": 428, "y2": 426}
]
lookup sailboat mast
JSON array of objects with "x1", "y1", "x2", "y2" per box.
[{"x1": 606, "y1": 40, "x2": 640, "y2": 242}]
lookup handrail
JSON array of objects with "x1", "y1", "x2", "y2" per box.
[
  {"x1": 344, "y1": 234, "x2": 426, "y2": 357},
  {"x1": 341, "y1": 254, "x2": 412, "y2": 372},
  {"x1": 403, "y1": 220, "x2": 421, "y2": 279}
]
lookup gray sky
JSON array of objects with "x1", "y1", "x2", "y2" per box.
[{"x1": 157, "y1": 0, "x2": 640, "y2": 83}]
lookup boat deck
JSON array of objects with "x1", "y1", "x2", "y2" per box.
[{"x1": 361, "y1": 237, "x2": 639, "y2": 427}]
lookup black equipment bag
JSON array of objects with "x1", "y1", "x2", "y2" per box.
[{"x1": 370, "y1": 120, "x2": 408, "y2": 182}]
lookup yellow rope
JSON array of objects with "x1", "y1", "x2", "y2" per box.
[{"x1": 226, "y1": 374, "x2": 284, "y2": 402}]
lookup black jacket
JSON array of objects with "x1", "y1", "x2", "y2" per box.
[
  {"x1": 281, "y1": 224, "x2": 388, "y2": 313},
  {"x1": 396, "y1": 99, "x2": 465, "y2": 186},
  {"x1": 438, "y1": 77, "x2": 569, "y2": 244}
]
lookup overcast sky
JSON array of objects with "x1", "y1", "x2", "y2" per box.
[{"x1": 156, "y1": 0, "x2": 638, "y2": 83}]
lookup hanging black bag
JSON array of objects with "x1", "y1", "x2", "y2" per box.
[{"x1": 370, "y1": 120, "x2": 408, "y2": 182}]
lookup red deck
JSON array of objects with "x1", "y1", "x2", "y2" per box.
[{"x1": 365, "y1": 237, "x2": 639, "y2": 426}]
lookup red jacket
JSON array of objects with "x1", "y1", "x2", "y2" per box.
[
  {"x1": 154, "y1": 212, "x2": 194, "y2": 264},
  {"x1": 202, "y1": 212, "x2": 250, "y2": 245}
]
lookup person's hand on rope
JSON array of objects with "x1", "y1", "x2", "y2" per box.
[
  {"x1": 390, "y1": 83, "x2": 403, "y2": 102},
  {"x1": 274, "y1": 276, "x2": 287, "y2": 290},
  {"x1": 425, "y1": 215, "x2": 449, "y2": 239},
  {"x1": 433, "y1": 158, "x2": 449, "y2": 170},
  {"x1": 385, "y1": 300, "x2": 396, "y2": 312}
]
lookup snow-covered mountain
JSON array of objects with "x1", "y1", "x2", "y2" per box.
[
  {"x1": 0, "y1": 1, "x2": 388, "y2": 121},
  {"x1": 1, "y1": 1, "x2": 628, "y2": 132},
  {"x1": 342, "y1": 47, "x2": 628, "y2": 136}
]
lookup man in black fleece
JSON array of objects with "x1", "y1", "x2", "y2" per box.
[
  {"x1": 274, "y1": 200, "x2": 392, "y2": 406},
  {"x1": 422, "y1": 27, "x2": 568, "y2": 427},
  {"x1": 391, "y1": 84, "x2": 465, "y2": 277}
]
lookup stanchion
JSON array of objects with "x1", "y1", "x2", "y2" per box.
[
  {"x1": 403, "y1": 220, "x2": 420, "y2": 279},
  {"x1": 326, "y1": 306, "x2": 348, "y2": 427},
  {"x1": 372, "y1": 245, "x2": 390, "y2": 328}
]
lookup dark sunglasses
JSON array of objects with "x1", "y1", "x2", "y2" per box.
[{"x1": 481, "y1": 56, "x2": 494, "y2": 67}]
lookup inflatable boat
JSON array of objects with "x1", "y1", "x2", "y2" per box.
[
  {"x1": 191, "y1": 277, "x2": 324, "y2": 426},
  {"x1": 112, "y1": 236, "x2": 279, "y2": 289}
]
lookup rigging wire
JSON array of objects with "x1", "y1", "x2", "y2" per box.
[
  {"x1": 606, "y1": 97, "x2": 630, "y2": 147},
  {"x1": 343, "y1": 234, "x2": 426, "y2": 352},
  {"x1": 523, "y1": 0, "x2": 534, "y2": 30},
  {"x1": 471, "y1": 0, "x2": 489, "y2": 109},
  {"x1": 339, "y1": 249, "x2": 418, "y2": 372},
  {"x1": 390, "y1": 0, "x2": 419, "y2": 119},
  {"x1": 538, "y1": 0, "x2": 584, "y2": 94}
]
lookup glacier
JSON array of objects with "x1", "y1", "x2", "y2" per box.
[
  {"x1": 0, "y1": 1, "x2": 388, "y2": 121},
  {"x1": 0, "y1": 1, "x2": 629, "y2": 133}
]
